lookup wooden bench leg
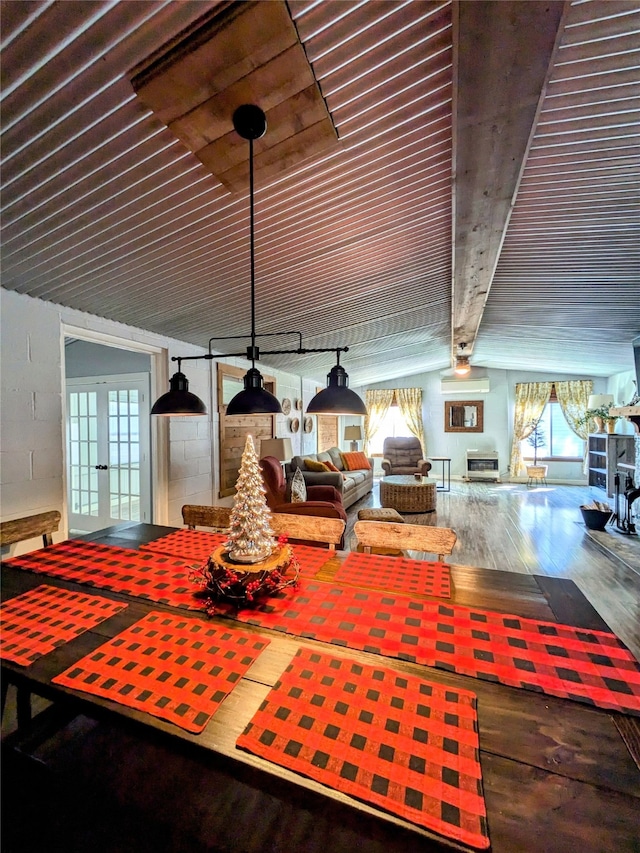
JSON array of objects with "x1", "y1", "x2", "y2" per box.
[
  {"x1": 16, "y1": 688, "x2": 32, "y2": 730},
  {"x1": 1, "y1": 679, "x2": 8, "y2": 721}
]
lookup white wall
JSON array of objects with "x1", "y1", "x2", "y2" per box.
[
  {"x1": 0, "y1": 290, "x2": 200, "y2": 549},
  {"x1": 364, "y1": 367, "x2": 617, "y2": 482},
  {"x1": 266, "y1": 373, "x2": 323, "y2": 459},
  {"x1": 2, "y1": 291, "x2": 66, "y2": 532},
  {"x1": 0, "y1": 289, "x2": 322, "y2": 552},
  {"x1": 607, "y1": 370, "x2": 636, "y2": 435}
]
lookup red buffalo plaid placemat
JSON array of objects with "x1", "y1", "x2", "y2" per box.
[
  {"x1": 234, "y1": 581, "x2": 640, "y2": 716},
  {"x1": 139, "y1": 529, "x2": 227, "y2": 561},
  {"x1": 53, "y1": 611, "x2": 269, "y2": 733},
  {"x1": 334, "y1": 551, "x2": 451, "y2": 598},
  {"x1": 237, "y1": 647, "x2": 489, "y2": 849},
  {"x1": 421, "y1": 603, "x2": 640, "y2": 716},
  {"x1": 239, "y1": 580, "x2": 430, "y2": 653},
  {"x1": 290, "y1": 544, "x2": 334, "y2": 578},
  {"x1": 4, "y1": 540, "x2": 201, "y2": 610},
  {"x1": 1, "y1": 585, "x2": 127, "y2": 667}
]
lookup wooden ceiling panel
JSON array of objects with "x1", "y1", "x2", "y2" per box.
[
  {"x1": 130, "y1": 2, "x2": 295, "y2": 123},
  {"x1": 200, "y1": 88, "x2": 339, "y2": 192},
  {"x1": 168, "y1": 44, "x2": 315, "y2": 152},
  {"x1": 130, "y1": 0, "x2": 338, "y2": 193}
]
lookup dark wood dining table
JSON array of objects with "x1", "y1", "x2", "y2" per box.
[{"x1": 1, "y1": 522, "x2": 639, "y2": 853}]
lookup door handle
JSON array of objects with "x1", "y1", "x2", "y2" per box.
[{"x1": 94, "y1": 465, "x2": 108, "y2": 470}]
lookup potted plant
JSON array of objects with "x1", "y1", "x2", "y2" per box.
[
  {"x1": 577, "y1": 403, "x2": 619, "y2": 434},
  {"x1": 525, "y1": 418, "x2": 548, "y2": 485}
]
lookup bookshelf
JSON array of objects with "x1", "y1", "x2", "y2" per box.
[
  {"x1": 587, "y1": 434, "x2": 607, "y2": 490},
  {"x1": 587, "y1": 433, "x2": 636, "y2": 496}
]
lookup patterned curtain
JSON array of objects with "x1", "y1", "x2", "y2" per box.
[
  {"x1": 364, "y1": 389, "x2": 394, "y2": 454},
  {"x1": 396, "y1": 388, "x2": 426, "y2": 454},
  {"x1": 555, "y1": 379, "x2": 593, "y2": 473},
  {"x1": 510, "y1": 382, "x2": 553, "y2": 476}
]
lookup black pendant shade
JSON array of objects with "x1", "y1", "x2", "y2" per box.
[
  {"x1": 226, "y1": 367, "x2": 282, "y2": 415},
  {"x1": 307, "y1": 363, "x2": 367, "y2": 415},
  {"x1": 150, "y1": 369, "x2": 207, "y2": 416}
]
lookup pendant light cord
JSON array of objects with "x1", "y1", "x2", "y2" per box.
[{"x1": 249, "y1": 135, "x2": 256, "y2": 368}]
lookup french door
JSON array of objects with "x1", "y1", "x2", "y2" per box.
[{"x1": 66, "y1": 375, "x2": 151, "y2": 533}]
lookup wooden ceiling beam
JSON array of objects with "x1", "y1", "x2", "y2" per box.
[{"x1": 451, "y1": 0, "x2": 567, "y2": 362}]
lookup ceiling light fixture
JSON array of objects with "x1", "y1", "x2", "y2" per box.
[
  {"x1": 307, "y1": 349, "x2": 367, "y2": 415},
  {"x1": 151, "y1": 104, "x2": 366, "y2": 418},
  {"x1": 454, "y1": 343, "x2": 471, "y2": 376},
  {"x1": 150, "y1": 358, "x2": 207, "y2": 416}
]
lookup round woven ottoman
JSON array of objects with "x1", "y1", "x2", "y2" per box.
[{"x1": 379, "y1": 475, "x2": 437, "y2": 513}]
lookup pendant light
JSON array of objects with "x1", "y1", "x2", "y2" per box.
[
  {"x1": 150, "y1": 104, "x2": 365, "y2": 418},
  {"x1": 454, "y1": 343, "x2": 471, "y2": 376},
  {"x1": 150, "y1": 358, "x2": 207, "y2": 416},
  {"x1": 225, "y1": 105, "x2": 282, "y2": 416},
  {"x1": 307, "y1": 349, "x2": 367, "y2": 415}
]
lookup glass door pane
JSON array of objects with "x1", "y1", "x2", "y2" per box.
[{"x1": 68, "y1": 390, "x2": 99, "y2": 518}]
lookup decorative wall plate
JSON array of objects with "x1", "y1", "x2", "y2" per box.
[
  {"x1": 304, "y1": 416, "x2": 313, "y2": 433},
  {"x1": 294, "y1": 398, "x2": 303, "y2": 410},
  {"x1": 281, "y1": 398, "x2": 291, "y2": 415},
  {"x1": 289, "y1": 417, "x2": 300, "y2": 433}
]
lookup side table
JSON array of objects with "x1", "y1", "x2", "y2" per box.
[{"x1": 428, "y1": 457, "x2": 451, "y2": 492}]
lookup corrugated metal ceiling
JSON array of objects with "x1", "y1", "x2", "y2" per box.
[{"x1": 1, "y1": 0, "x2": 638, "y2": 386}]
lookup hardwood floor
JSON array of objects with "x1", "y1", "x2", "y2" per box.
[{"x1": 345, "y1": 479, "x2": 640, "y2": 660}]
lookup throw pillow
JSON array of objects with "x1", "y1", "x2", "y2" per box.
[
  {"x1": 305, "y1": 458, "x2": 330, "y2": 472},
  {"x1": 341, "y1": 451, "x2": 371, "y2": 471},
  {"x1": 324, "y1": 460, "x2": 340, "y2": 472},
  {"x1": 290, "y1": 468, "x2": 307, "y2": 503}
]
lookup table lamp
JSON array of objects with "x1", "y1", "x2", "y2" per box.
[
  {"x1": 260, "y1": 437, "x2": 293, "y2": 467},
  {"x1": 344, "y1": 425, "x2": 363, "y2": 451},
  {"x1": 587, "y1": 394, "x2": 614, "y2": 434}
]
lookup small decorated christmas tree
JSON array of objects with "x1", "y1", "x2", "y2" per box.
[
  {"x1": 190, "y1": 435, "x2": 299, "y2": 612},
  {"x1": 226, "y1": 434, "x2": 275, "y2": 563}
]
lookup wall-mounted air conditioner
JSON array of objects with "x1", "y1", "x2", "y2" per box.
[{"x1": 440, "y1": 377, "x2": 490, "y2": 394}]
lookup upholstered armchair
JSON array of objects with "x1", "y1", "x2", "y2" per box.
[
  {"x1": 381, "y1": 437, "x2": 431, "y2": 477},
  {"x1": 259, "y1": 456, "x2": 347, "y2": 547}
]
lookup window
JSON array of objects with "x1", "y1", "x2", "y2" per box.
[
  {"x1": 520, "y1": 401, "x2": 584, "y2": 460},
  {"x1": 368, "y1": 405, "x2": 412, "y2": 455}
]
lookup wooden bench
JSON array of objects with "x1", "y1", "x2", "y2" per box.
[
  {"x1": 270, "y1": 513, "x2": 345, "y2": 550},
  {"x1": 353, "y1": 520, "x2": 457, "y2": 562},
  {"x1": 1, "y1": 510, "x2": 62, "y2": 732},
  {"x1": 181, "y1": 505, "x2": 231, "y2": 531},
  {"x1": 0, "y1": 510, "x2": 61, "y2": 549},
  {"x1": 356, "y1": 507, "x2": 405, "y2": 555}
]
